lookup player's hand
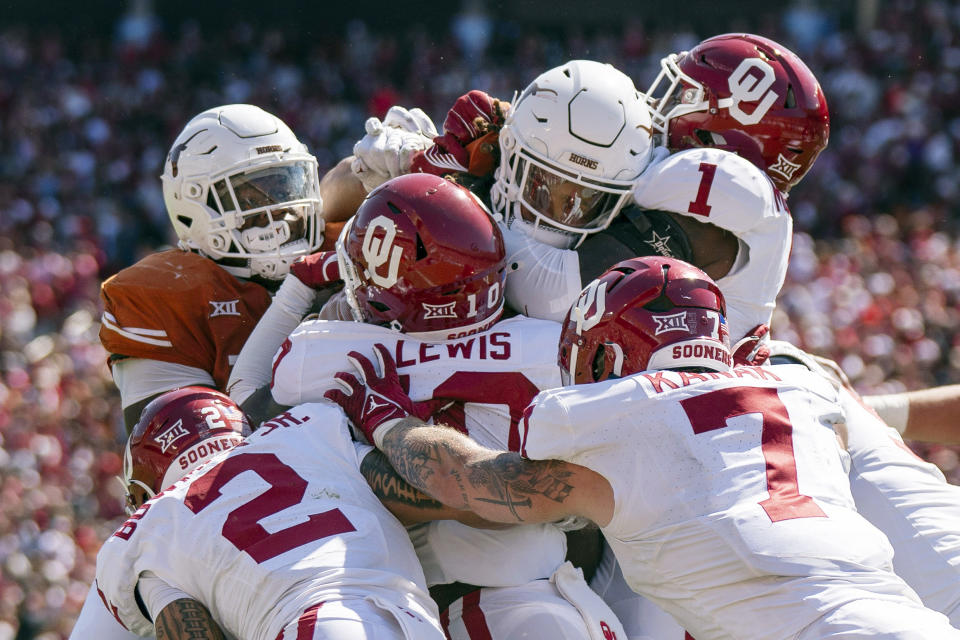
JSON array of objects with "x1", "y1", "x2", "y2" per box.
[
  {"x1": 351, "y1": 106, "x2": 437, "y2": 192},
  {"x1": 409, "y1": 136, "x2": 470, "y2": 176},
  {"x1": 442, "y1": 90, "x2": 508, "y2": 145},
  {"x1": 409, "y1": 90, "x2": 510, "y2": 177},
  {"x1": 732, "y1": 324, "x2": 771, "y2": 366},
  {"x1": 325, "y1": 343, "x2": 416, "y2": 446},
  {"x1": 289, "y1": 250, "x2": 340, "y2": 290}
]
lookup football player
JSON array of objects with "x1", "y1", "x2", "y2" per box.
[
  {"x1": 96, "y1": 386, "x2": 491, "y2": 639},
  {"x1": 74, "y1": 104, "x2": 336, "y2": 640},
  {"x1": 638, "y1": 33, "x2": 960, "y2": 629},
  {"x1": 227, "y1": 173, "x2": 627, "y2": 640},
  {"x1": 366, "y1": 35, "x2": 960, "y2": 632},
  {"x1": 98, "y1": 103, "x2": 329, "y2": 431},
  {"x1": 326, "y1": 256, "x2": 960, "y2": 640}
]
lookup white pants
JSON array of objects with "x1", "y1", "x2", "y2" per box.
[
  {"x1": 797, "y1": 597, "x2": 960, "y2": 639},
  {"x1": 277, "y1": 599, "x2": 444, "y2": 640},
  {"x1": 589, "y1": 543, "x2": 687, "y2": 640},
  {"x1": 442, "y1": 579, "x2": 593, "y2": 640}
]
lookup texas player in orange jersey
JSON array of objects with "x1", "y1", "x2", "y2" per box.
[
  {"x1": 98, "y1": 104, "x2": 362, "y2": 432},
  {"x1": 76, "y1": 105, "x2": 365, "y2": 640}
]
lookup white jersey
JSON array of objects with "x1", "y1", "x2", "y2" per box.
[
  {"x1": 632, "y1": 148, "x2": 792, "y2": 341},
  {"x1": 95, "y1": 403, "x2": 442, "y2": 640},
  {"x1": 271, "y1": 316, "x2": 568, "y2": 587},
  {"x1": 521, "y1": 364, "x2": 924, "y2": 640},
  {"x1": 838, "y1": 385, "x2": 960, "y2": 623}
]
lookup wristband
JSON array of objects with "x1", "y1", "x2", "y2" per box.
[
  {"x1": 863, "y1": 393, "x2": 910, "y2": 434},
  {"x1": 372, "y1": 417, "x2": 409, "y2": 449}
]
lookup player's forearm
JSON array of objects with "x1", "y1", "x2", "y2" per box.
[
  {"x1": 318, "y1": 156, "x2": 367, "y2": 222},
  {"x1": 154, "y1": 599, "x2": 226, "y2": 640},
  {"x1": 378, "y1": 418, "x2": 574, "y2": 525},
  {"x1": 360, "y1": 448, "x2": 505, "y2": 528},
  {"x1": 888, "y1": 385, "x2": 960, "y2": 444}
]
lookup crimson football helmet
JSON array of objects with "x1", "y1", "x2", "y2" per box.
[
  {"x1": 336, "y1": 173, "x2": 507, "y2": 340},
  {"x1": 558, "y1": 256, "x2": 731, "y2": 385},
  {"x1": 646, "y1": 33, "x2": 829, "y2": 193},
  {"x1": 122, "y1": 387, "x2": 249, "y2": 513}
]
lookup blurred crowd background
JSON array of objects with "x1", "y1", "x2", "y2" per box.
[{"x1": 2, "y1": 0, "x2": 959, "y2": 636}]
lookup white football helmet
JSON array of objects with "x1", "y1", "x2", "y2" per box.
[
  {"x1": 491, "y1": 60, "x2": 655, "y2": 248},
  {"x1": 161, "y1": 104, "x2": 324, "y2": 281}
]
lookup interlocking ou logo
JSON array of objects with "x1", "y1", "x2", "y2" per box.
[
  {"x1": 601, "y1": 621, "x2": 618, "y2": 640},
  {"x1": 209, "y1": 299, "x2": 240, "y2": 317},
  {"x1": 156, "y1": 418, "x2": 190, "y2": 453},
  {"x1": 571, "y1": 280, "x2": 607, "y2": 333},
  {"x1": 726, "y1": 58, "x2": 779, "y2": 126},
  {"x1": 653, "y1": 311, "x2": 689, "y2": 335},
  {"x1": 362, "y1": 215, "x2": 404, "y2": 287}
]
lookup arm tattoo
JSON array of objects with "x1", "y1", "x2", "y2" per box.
[
  {"x1": 155, "y1": 598, "x2": 226, "y2": 640},
  {"x1": 360, "y1": 449, "x2": 446, "y2": 510},
  {"x1": 381, "y1": 421, "x2": 576, "y2": 522}
]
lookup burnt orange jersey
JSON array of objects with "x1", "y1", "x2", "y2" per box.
[{"x1": 99, "y1": 249, "x2": 271, "y2": 390}]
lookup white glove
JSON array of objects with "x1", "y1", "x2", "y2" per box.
[{"x1": 352, "y1": 106, "x2": 438, "y2": 192}]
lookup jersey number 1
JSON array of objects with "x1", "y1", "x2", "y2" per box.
[
  {"x1": 680, "y1": 386, "x2": 826, "y2": 522},
  {"x1": 184, "y1": 452, "x2": 356, "y2": 563}
]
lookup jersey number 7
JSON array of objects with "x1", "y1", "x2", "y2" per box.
[{"x1": 680, "y1": 386, "x2": 827, "y2": 523}]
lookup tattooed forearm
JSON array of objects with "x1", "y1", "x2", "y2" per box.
[
  {"x1": 379, "y1": 421, "x2": 576, "y2": 523},
  {"x1": 155, "y1": 598, "x2": 226, "y2": 640},
  {"x1": 360, "y1": 449, "x2": 446, "y2": 510}
]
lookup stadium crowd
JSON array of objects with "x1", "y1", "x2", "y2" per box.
[{"x1": 3, "y1": 0, "x2": 960, "y2": 636}]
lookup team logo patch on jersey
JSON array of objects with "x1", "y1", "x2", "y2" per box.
[
  {"x1": 653, "y1": 311, "x2": 689, "y2": 335},
  {"x1": 645, "y1": 230, "x2": 674, "y2": 257},
  {"x1": 209, "y1": 299, "x2": 240, "y2": 317},
  {"x1": 156, "y1": 418, "x2": 190, "y2": 453},
  {"x1": 422, "y1": 301, "x2": 457, "y2": 319},
  {"x1": 768, "y1": 153, "x2": 802, "y2": 181}
]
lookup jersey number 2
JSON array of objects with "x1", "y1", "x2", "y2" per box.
[
  {"x1": 680, "y1": 386, "x2": 826, "y2": 522},
  {"x1": 184, "y1": 452, "x2": 356, "y2": 563}
]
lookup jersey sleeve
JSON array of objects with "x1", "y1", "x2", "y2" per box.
[
  {"x1": 500, "y1": 221, "x2": 583, "y2": 322},
  {"x1": 518, "y1": 390, "x2": 577, "y2": 461},
  {"x1": 94, "y1": 515, "x2": 156, "y2": 636},
  {"x1": 632, "y1": 148, "x2": 784, "y2": 232},
  {"x1": 99, "y1": 250, "x2": 271, "y2": 390}
]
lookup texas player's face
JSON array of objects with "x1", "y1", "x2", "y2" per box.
[
  {"x1": 214, "y1": 163, "x2": 314, "y2": 233},
  {"x1": 521, "y1": 165, "x2": 613, "y2": 229}
]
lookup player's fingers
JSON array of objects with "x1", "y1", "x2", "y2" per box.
[
  {"x1": 372, "y1": 343, "x2": 396, "y2": 379},
  {"x1": 346, "y1": 350, "x2": 377, "y2": 383}
]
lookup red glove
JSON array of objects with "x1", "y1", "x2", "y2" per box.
[
  {"x1": 324, "y1": 343, "x2": 416, "y2": 446},
  {"x1": 443, "y1": 90, "x2": 503, "y2": 145},
  {"x1": 409, "y1": 90, "x2": 509, "y2": 177},
  {"x1": 289, "y1": 250, "x2": 340, "y2": 290},
  {"x1": 409, "y1": 135, "x2": 469, "y2": 176},
  {"x1": 732, "y1": 324, "x2": 771, "y2": 366}
]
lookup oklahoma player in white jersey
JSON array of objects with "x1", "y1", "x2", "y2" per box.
[
  {"x1": 326, "y1": 256, "x2": 960, "y2": 640},
  {"x1": 641, "y1": 32, "x2": 960, "y2": 628},
  {"x1": 228, "y1": 173, "x2": 626, "y2": 640},
  {"x1": 96, "y1": 386, "x2": 476, "y2": 639}
]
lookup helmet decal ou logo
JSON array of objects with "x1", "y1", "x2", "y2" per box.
[
  {"x1": 362, "y1": 215, "x2": 404, "y2": 287},
  {"x1": 726, "y1": 58, "x2": 779, "y2": 126},
  {"x1": 572, "y1": 280, "x2": 608, "y2": 334}
]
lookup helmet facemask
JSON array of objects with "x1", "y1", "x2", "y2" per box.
[
  {"x1": 193, "y1": 160, "x2": 323, "y2": 280},
  {"x1": 494, "y1": 137, "x2": 634, "y2": 249}
]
